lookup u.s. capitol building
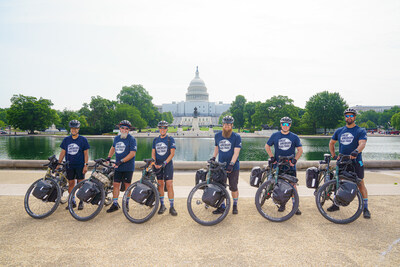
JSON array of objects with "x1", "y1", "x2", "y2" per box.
[{"x1": 162, "y1": 67, "x2": 230, "y2": 126}]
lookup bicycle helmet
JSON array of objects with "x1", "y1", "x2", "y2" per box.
[
  {"x1": 69, "y1": 120, "x2": 81, "y2": 128},
  {"x1": 157, "y1": 120, "x2": 169, "y2": 127},
  {"x1": 118, "y1": 120, "x2": 132, "y2": 128},
  {"x1": 280, "y1": 117, "x2": 292, "y2": 124},
  {"x1": 222, "y1": 115, "x2": 234, "y2": 124},
  {"x1": 343, "y1": 108, "x2": 357, "y2": 115}
]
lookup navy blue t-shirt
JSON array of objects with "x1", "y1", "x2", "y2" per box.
[
  {"x1": 214, "y1": 132, "x2": 242, "y2": 171},
  {"x1": 60, "y1": 135, "x2": 90, "y2": 169},
  {"x1": 332, "y1": 125, "x2": 367, "y2": 162},
  {"x1": 152, "y1": 135, "x2": 176, "y2": 164},
  {"x1": 267, "y1": 131, "x2": 302, "y2": 170},
  {"x1": 113, "y1": 134, "x2": 137, "y2": 172}
]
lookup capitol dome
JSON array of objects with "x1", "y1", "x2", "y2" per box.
[{"x1": 186, "y1": 67, "x2": 209, "y2": 102}]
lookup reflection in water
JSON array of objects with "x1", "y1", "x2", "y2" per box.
[{"x1": 0, "y1": 136, "x2": 399, "y2": 161}]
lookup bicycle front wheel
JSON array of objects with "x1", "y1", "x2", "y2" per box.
[
  {"x1": 255, "y1": 179, "x2": 299, "y2": 222},
  {"x1": 24, "y1": 178, "x2": 61, "y2": 219},
  {"x1": 122, "y1": 180, "x2": 160, "y2": 224},
  {"x1": 68, "y1": 179, "x2": 105, "y2": 222},
  {"x1": 316, "y1": 179, "x2": 363, "y2": 224},
  {"x1": 187, "y1": 181, "x2": 231, "y2": 226}
]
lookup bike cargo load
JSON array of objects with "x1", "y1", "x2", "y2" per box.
[
  {"x1": 131, "y1": 183, "x2": 152, "y2": 204},
  {"x1": 210, "y1": 169, "x2": 227, "y2": 185},
  {"x1": 306, "y1": 167, "x2": 319, "y2": 188},
  {"x1": 76, "y1": 181, "x2": 101, "y2": 202},
  {"x1": 334, "y1": 181, "x2": 358, "y2": 206},
  {"x1": 272, "y1": 181, "x2": 293, "y2": 205},
  {"x1": 202, "y1": 184, "x2": 223, "y2": 208},
  {"x1": 250, "y1": 166, "x2": 263, "y2": 188},
  {"x1": 195, "y1": 169, "x2": 207, "y2": 185},
  {"x1": 32, "y1": 180, "x2": 54, "y2": 200},
  {"x1": 144, "y1": 191, "x2": 155, "y2": 207}
]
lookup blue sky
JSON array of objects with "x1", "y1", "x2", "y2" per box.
[{"x1": 1, "y1": 0, "x2": 399, "y2": 111}]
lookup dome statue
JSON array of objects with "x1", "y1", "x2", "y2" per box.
[{"x1": 185, "y1": 66, "x2": 209, "y2": 102}]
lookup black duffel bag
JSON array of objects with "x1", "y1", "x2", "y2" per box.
[
  {"x1": 306, "y1": 167, "x2": 319, "y2": 188},
  {"x1": 250, "y1": 167, "x2": 263, "y2": 188},
  {"x1": 131, "y1": 183, "x2": 152, "y2": 204},
  {"x1": 202, "y1": 184, "x2": 223, "y2": 208},
  {"x1": 211, "y1": 169, "x2": 227, "y2": 185},
  {"x1": 76, "y1": 181, "x2": 101, "y2": 202},
  {"x1": 334, "y1": 181, "x2": 358, "y2": 206},
  {"x1": 272, "y1": 181, "x2": 293, "y2": 205},
  {"x1": 195, "y1": 169, "x2": 207, "y2": 185},
  {"x1": 32, "y1": 180, "x2": 54, "y2": 200}
]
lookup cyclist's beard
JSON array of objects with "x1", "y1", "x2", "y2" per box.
[
  {"x1": 120, "y1": 132, "x2": 128, "y2": 139},
  {"x1": 281, "y1": 129, "x2": 290, "y2": 134},
  {"x1": 346, "y1": 120, "x2": 354, "y2": 126},
  {"x1": 222, "y1": 128, "x2": 232, "y2": 138}
]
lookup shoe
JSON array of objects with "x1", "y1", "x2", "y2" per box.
[
  {"x1": 106, "y1": 202, "x2": 120, "y2": 213},
  {"x1": 158, "y1": 204, "x2": 166, "y2": 214},
  {"x1": 278, "y1": 204, "x2": 285, "y2": 212},
  {"x1": 66, "y1": 202, "x2": 77, "y2": 210},
  {"x1": 212, "y1": 206, "x2": 225, "y2": 214},
  {"x1": 295, "y1": 209, "x2": 301, "y2": 215},
  {"x1": 78, "y1": 201, "x2": 84, "y2": 210},
  {"x1": 169, "y1": 206, "x2": 178, "y2": 216},
  {"x1": 232, "y1": 205, "x2": 238, "y2": 214},
  {"x1": 327, "y1": 204, "x2": 340, "y2": 212},
  {"x1": 363, "y1": 208, "x2": 371, "y2": 219}
]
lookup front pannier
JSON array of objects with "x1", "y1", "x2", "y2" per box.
[
  {"x1": 131, "y1": 183, "x2": 152, "y2": 204},
  {"x1": 250, "y1": 167, "x2": 263, "y2": 188},
  {"x1": 195, "y1": 169, "x2": 207, "y2": 185},
  {"x1": 306, "y1": 167, "x2": 319, "y2": 188},
  {"x1": 144, "y1": 191, "x2": 155, "y2": 207},
  {"x1": 334, "y1": 181, "x2": 358, "y2": 206},
  {"x1": 272, "y1": 181, "x2": 293, "y2": 205},
  {"x1": 76, "y1": 181, "x2": 101, "y2": 202},
  {"x1": 202, "y1": 184, "x2": 223, "y2": 208},
  {"x1": 32, "y1": 180, "x2": 54, "y2": 200}
]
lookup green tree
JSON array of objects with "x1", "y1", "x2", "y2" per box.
[
  {"x1": 357, "y1": 110, "x2": 380, "y2": 126},
  {"x1": 379, "y1": 106, "x2": 400, "y2": 128},
  {"x1": 7, "y1": 94, "x2": 58, "y2": 134},
  {"x1": 391, "y1": 112, "x2": 400, "y2": 130},
  {"x1": 161, "y1": 112, "x2": 174, "y2": 124},
  {"x1": 230, "y1": 95, "x2": 246, "y2": 131},
  {"x1": 244, "y1": 101, "x2": 259, "y2": 129},
  {"x1": 305, "y1": 91, "x2": 347, "y2": 134},
  {"x1": 0, "y1": 108, "x2": 8, "y2": 125},
  {"x1": 87, "y1": 96, "x2": 116, "y2": 134},
  {"x1": 56, "y1": 109, "x2": 80, "y2": 130},
  {"x1": 359, "y1": 120, "x2": 376, "y2": 130},
  {"x1": 115, "y1": 104, "x2": 147, "y2": 130}
]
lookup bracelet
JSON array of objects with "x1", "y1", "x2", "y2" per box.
[{"x1": 163, "y1": 161, "x2": 168, "y2": 165}]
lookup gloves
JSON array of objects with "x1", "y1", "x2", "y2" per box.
[
  {"x1": 332, "y1": 155, "x2": 338, "y2": 160},
  {"x1": 106, "y1": 157, "x2": 111, "y2": 162},
  {"x1": 269, "y1": 156, "x2": 275, "y2": 163},
  {"x1": 226, "y1": 162, "x2": 234, "y2": 173},
  {"x1": 210, "y1": 157, "x2": 216, "y2": 162},
  {"x1": 291, "y1": 158, "x2": 297, "y2": 165},
  {"x1": 350, "y1": 149, "x2": 359, "y2": 158}
]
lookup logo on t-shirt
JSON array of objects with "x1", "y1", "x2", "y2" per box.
[
  {"x1": 219, "y1": 140, "x2": 232, "y2": 152},
  {"x1": 115, "y1": 142, "x2": 126, "y2": 154},
  {"x1": 278, "y1": 138, "x2": 292, "y2": 151},
  {"x1": 67, "y1": 143, "x2": 80, "y2": 155},
  {"x1": 156, "y1": 142, "x2": 168, "y2": 156},
  {"x1": 340, "y1": 132, "x2": 354, "y2": 145}
]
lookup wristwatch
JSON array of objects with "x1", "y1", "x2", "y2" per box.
[{"x1": 84, "y1": 163, "x2": 88, "y2": 166}]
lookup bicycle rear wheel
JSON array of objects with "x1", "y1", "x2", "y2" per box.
[
  {"x1": 255, "y1": 179, "x2": 299, "y2": 222},
  {"x1": 187, "y1": 181, "x2": 231, "y2": 226},
  {"x1": 68, "y1": 179, "x2": 105, "y2": 222},
  {"x1": 316, "y1": 179, "x2": 363, "y2": 224},
  {"x1": 24, "y1": 178, "x2": 61, "y2": 219},
  {"x1": 122, "y1": 180, "x2": 160, "y2": 224}
]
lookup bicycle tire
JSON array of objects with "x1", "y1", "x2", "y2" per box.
[
  {"x1": 24, "y1": 178, "x2": 61, "y2": 219},
  {"x1": 122, "y1": 180, "x2": 160, "y2": 224},
  {"x1": 315, "y1": 179, "x2": 363, "y2": 224},
  {"x1": 187, "y1": 181, "x2": 231, "y2": 226},
  {"x1": 68, "y1": 179, "x2": 105, "y2": 222},
  {"x1": 255, "y1": 179, "x2": 299, "y2": 222}
]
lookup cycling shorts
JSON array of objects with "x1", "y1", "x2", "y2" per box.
[
  {"x1": 114, "y1": 171, "x2": 133, "y2": 184},
  {"x1": 156, "y1": 162, "x2": 174, "y2": 181},
  {"x1": 66, "y1": 167, "x2": 85, "y2": 181},
  {"x1": 227, "y1": 169, "x2": 239, "y2": 192}
]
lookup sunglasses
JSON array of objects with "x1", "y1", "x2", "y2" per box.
[
  {"x1": 159, "y1": 127, "x2": 168, "y2": 129},
  {"x1": 345, "y1": 114, "x2": 355, "y2": 118},
  {"x1": 282, "y1": 123, "x2": 290, "y2": 127},
  {"x1": 120, "y1": 126, "x2": 130, "y2": 130}
]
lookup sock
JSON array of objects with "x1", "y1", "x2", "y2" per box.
[
  {"x1": 169, "y1": 198, "x2": 174, "y2": 208},
  {"x1": 221, "y1": 202, "x2": 226, "y2": 209},
  {"x1": 126, "y1": 197, "x2": 130, "y2": 203},
  {"x1": 363, "y1": 198, "x2": 368, "y2": 209},
  {"x1": 233, "y1": 198, "x2": 238, "y2": 206},
  {"x1": 113, "y1": 198, "x2": 118, "y2": 205},
  {"x1": 72, "y1": 196, "x2": 76, "y2": 203},
  {"x1": 160, "y1": 196, "x2": 164, "y2": 205},
  {"x1": 292, "y1": 197, "x2": 295, "y2": 204}
]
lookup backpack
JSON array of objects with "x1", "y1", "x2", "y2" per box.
[
  {"x1": 250, "y1": 166, "x2": 263, "y2": 188},
  {"x1": 131, "y1": 183, "x2": 152, "y2": 204},
  {"x1": 202, "y1": 184, "x2": 223, "y2": 208},
  {"x1": 32, "y1": 180, "x2": 54, "y2": 200},
  {"x1": 195, "y1": 169, "x2": 207, "y2": 185},
  {"x1": 306, "y1": 167, "x2": 319, "y2": 188},
  {"x1": 334, "y1": 181, "x2": 358, "y2": 206},
  {"x1": 76, "y1": 181, "x2": 101, "y2": 202},
  {"x1": 272, "y1": 181, "x2": 293, "y2": 205}
]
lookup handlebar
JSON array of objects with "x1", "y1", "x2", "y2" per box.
[{"x1": 277, "y1": 155, "x2": 294, "y2": 166}]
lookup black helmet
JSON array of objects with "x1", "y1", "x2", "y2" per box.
[
  {"x1": 222, "y1": 116, "x2": 234, "y2": 124},
  {"x1": 69, "y1": 120, "x2": 80, "y2": 128},
  {"x1": 280, "y1": 117, "x2": 292, "y2": 124},
  {"x1": 343, "y1": 108, "x2": 357, "y2": 115},
  {"x1": 158, "y1": 120, "x2": 169, "y2": 127},
  {"x1": 118, "y1": 120, "x2": 132, "y2": 128}
]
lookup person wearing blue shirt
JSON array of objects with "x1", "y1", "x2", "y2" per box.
[
  {"x1": 329, "y1": 108, "x2": 371, "y2": 219},
  {"x1": 265, "y1": 116, "x2": 303, "y2": 215},
  {"x1": 210, "y1": 116, "x2": 242, "y2": 215},
  {"x1": 106, "y1": 120, "x2": 137, "y2": 213},
  {"x1": 152, "y1": 121, "x2": 177, "y2": 216},
  {"x1": 58, "y1": 120, "x2": 90, "y2": 210}
]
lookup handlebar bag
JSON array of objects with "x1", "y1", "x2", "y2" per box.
[
  {"x1": 250, "y1": 167, "x2": 263, "y2": 188},
  {"x1": 272, "y1": 181, "x2": 293, "y2": 205},
  {"x1": 202, "y1": 184, "x2": 223, "y2": 208},
  {"x1": 306, "y1": 167, "x2": 319, "y2": 188}
]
